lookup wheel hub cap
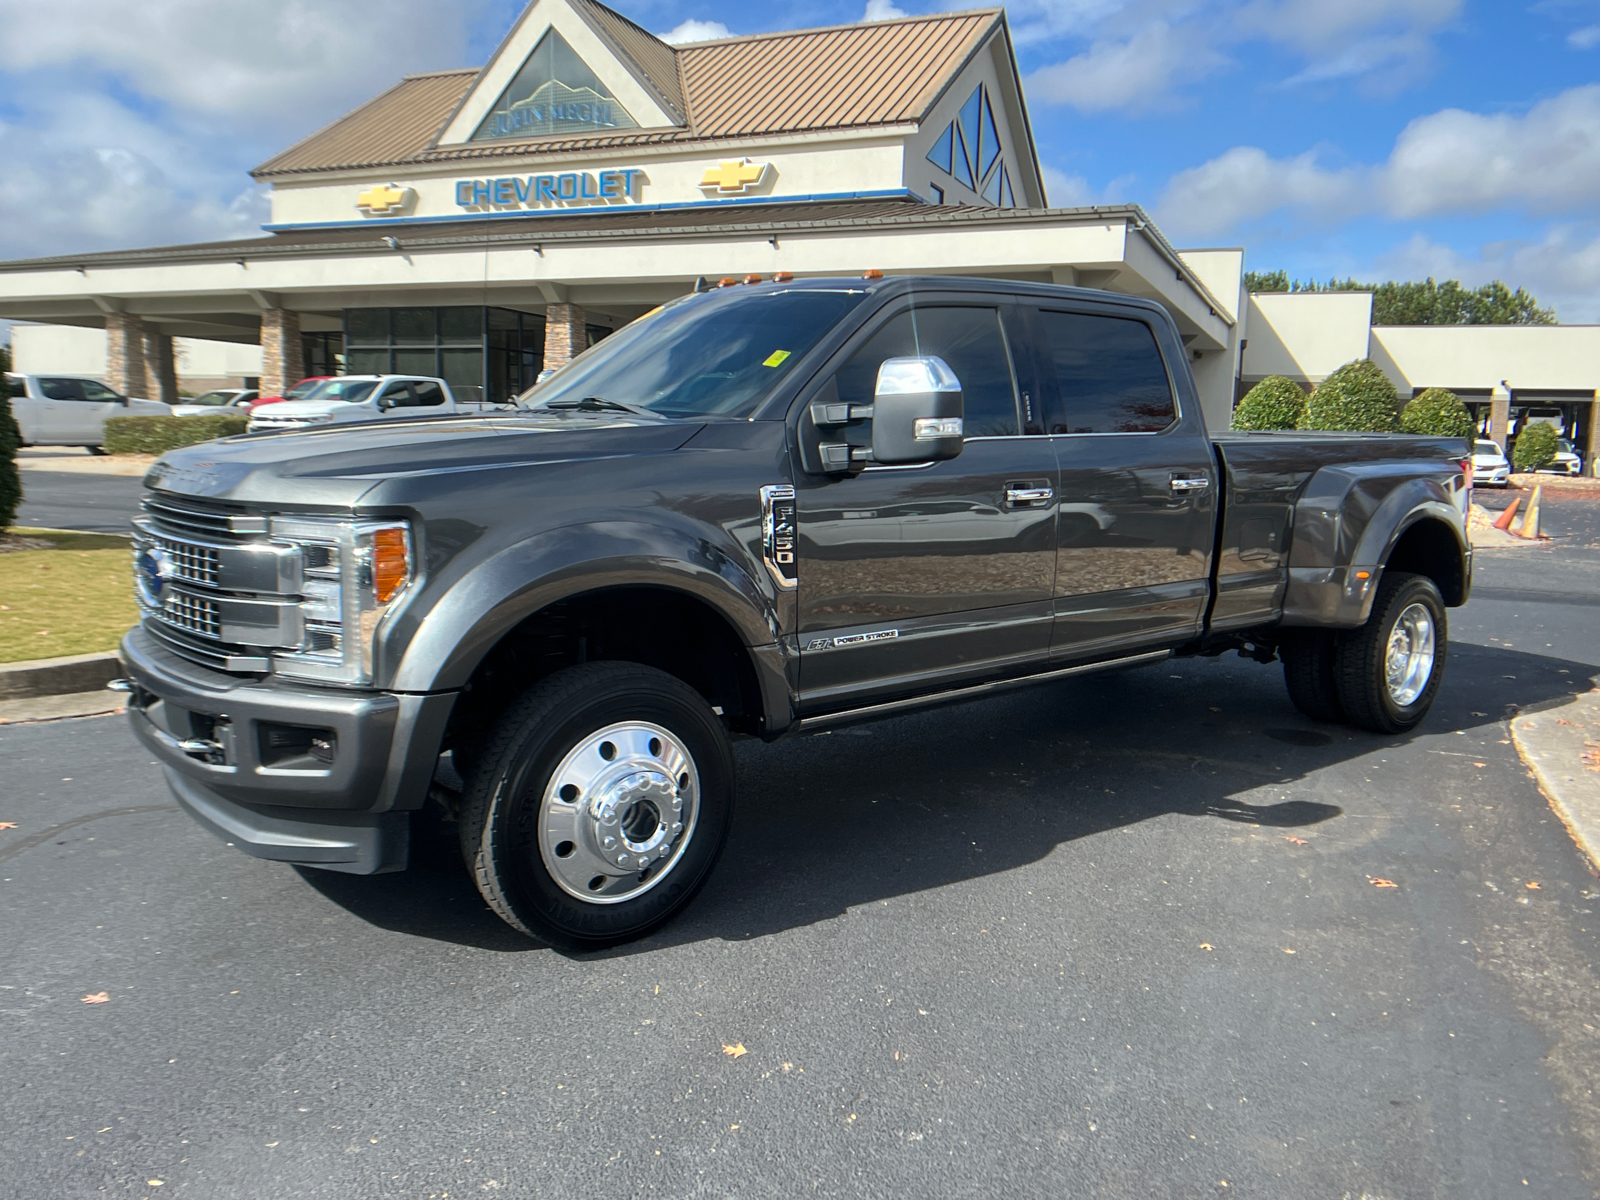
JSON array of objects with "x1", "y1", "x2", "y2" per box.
[
  {"x1": 1384, "y1": 602, "x2": 1436, "y2": 708},
  {"x1": 537, "y1": 722, "x2": 698, "y2": 905}
]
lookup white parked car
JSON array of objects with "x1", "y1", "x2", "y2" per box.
[
  {"x1": 1536, "y1": 438, "x2": 1584, "y2": 476},
  {"x1": 170, "y1": 388, "x2": 257, "y2": 417},
  {"x1": 247, "y1": 375, "x2": 458, "y2": 432},
  {"x1": 1471, "y1": 440, "x2": 1511, "y2": 488},
  {"x1": 4, "y1": 372, "x2": 169, "y2": 452}
]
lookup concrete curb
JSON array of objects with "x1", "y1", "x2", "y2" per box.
[
  {"x1": 1512, "y1": 691, "x2": 1600, "y2": 875},
  {"x1": 0, "y1": 652, "x2": 124, "y2": 701}
]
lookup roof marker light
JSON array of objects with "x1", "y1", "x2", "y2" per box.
[
  {"x1": 718, "y1": 277, "x2": 739, "y2": 288},
  {"x1": 863, "y1": 269, "x2": 884, "y2": 280},
  {"x1": 773, "y1": 271, "x2": 794, "y2": 283},
  {"x1": 745, "y1": 273, "x2": 763, "y2": 284}
]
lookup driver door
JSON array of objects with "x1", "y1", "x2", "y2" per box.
[{"x1": 794, "y1": 299, "x2": 1058, "y2": 709}]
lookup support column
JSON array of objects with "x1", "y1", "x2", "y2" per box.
[
  {"x1": 1586, "y1": 393, "x2": 1599, "y2": 478},
  {"x1": 105, "y1": 312, "x2": 146, "y2": 398},
  {"x1": 543, "y1": 302, "x2": 586, "y2": 373},
  {"x1": 143, "y1": 332, "x2": 178, "y2": 406},
  {"x1": 1489, "y1": 382, "x2": 1511, "y2": 453},
  {"x1": 260, "y1": 309, "x2": 304, "y2": 399}
]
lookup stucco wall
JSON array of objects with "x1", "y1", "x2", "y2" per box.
[
  {"x1": 11, "y1": 324, "x2": 263, "y2": 386},
  {"x1": 1371, "y1": 324, "x2": 1600, "y2": 393},
  {"x1": 1240, "y1": 292, "x2": 1373, "y2": 383}
]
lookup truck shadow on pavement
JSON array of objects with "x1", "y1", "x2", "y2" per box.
[{"x1": 299, "y1": 642, "x2": 1597, "y2": 957}]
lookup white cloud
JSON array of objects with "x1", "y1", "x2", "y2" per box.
[
  {"x1": 862, "y1": 0, "x2": 907, "y2": 20},
  {"x1": 1157, "y1": 85, "x2": 1600, "y2": 236},
  {"x1": 1039, "y1": 164, "x2": 1137, "y2": 208},
  {"x1": 658, "y1": 18, "x2": 731, "y2": 44},
  {"x1": 1025, "y1": 22, "x2": 1232, "y2": 114},
  {"x1": 1570, "y1": 24, "x2": 1600, "y2": 48}
]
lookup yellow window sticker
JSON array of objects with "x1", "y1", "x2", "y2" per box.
[{"x1": 762, "y1": 349, "x2": 791, "y2": 368}]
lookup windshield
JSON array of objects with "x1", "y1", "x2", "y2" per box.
[
  {"x1": 188, "y1": 391, "x2": 234, "y2": 406},
  {"x1": 517, "y1": 287, "x2": 870, "y2": 419},
  {"x1": 1477, "y1": 442, "x2": 1504, "y2": 456},
  {"x1": 287, "y1": 379, "x2": 324, "y2": 399},
  {"x1": 302, "y1": 379, "x2": 379, "y2": 403}
]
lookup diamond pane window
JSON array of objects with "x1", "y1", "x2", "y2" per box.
[
  {"x1": 926, "y1": 122, "x2": 954, "y2": 174},
  {"x1": 952, "y1": 122, "x2": 976, "y2": 189},
  {"x1": 981, "y1": 163, "x2": 1003, "y2": 206},
  {"x1": 979, "y1": 92, "x2": 1001, "y2": 181},
  {"x1": 958, "y1": 87, "x2": 983, "y2": 175},
  {"x1": 471, "y1": 29, "x2": 638, "y2": 142}
]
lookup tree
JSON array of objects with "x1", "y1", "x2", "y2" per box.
[
  {"x1": 1243, "y1": 274, "x2": 1556, "y2": 325},
  {"x1": 1305, "y1": 360, "x2": 1401, "y2": 432},
  {"x1": 0, "y1": 380, "x2": 21, "y2": 531},
  {"x1": 1400, "y1": 387, "x2": 1474, "y2": 441},
  {"x1": 1232, "y1": 375, "x2": 1308, "y2": 430},
  {"x1": 1513, "y1": 422, "x2": 1559, "y2": 472}
]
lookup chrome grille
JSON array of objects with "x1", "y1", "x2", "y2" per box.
[
  {"x1": 152, "y1": 534, "x2": 219, "y2": 588},
  {"x1": 162, "y1": 589, "x2": 221, "y2": 639},
  {"x1": 146, "y1": 622, "x2": 269, "y2": 674},
  {"x1": 142, "y1": 495, "x2": 262, "y2": 540}
]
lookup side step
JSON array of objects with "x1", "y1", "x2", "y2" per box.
[{"x1": 796, "y1": 649, "x2": 1172, "y2": 733}]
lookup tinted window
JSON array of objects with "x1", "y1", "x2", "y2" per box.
[
  {"x1": 79, "y1": 380, "x2": 121, "y2": 401},
  {"x1": 381, "y1": 382, "x2": 415, "y2": 406},
  {"x1": 305, "y1": 379, "x2": 380, "y2": 403},
  {"x1": 38, "y1": 378, "x2": 85, "y2": 400},
  {"x1": 2, "y1": 375, "x2": 23, "y2": 399},
  {"x1": 411, "y1": 380, "x2": 445, "y2": 407},
  {"x1": 1039, "y1": 311, "x2": 1176, "y2": 434},
  {"x1": 835, "y1": 306, "x2": 1019, "y2": 438}
]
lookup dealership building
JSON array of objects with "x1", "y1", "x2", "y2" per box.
[{"x1": 2, "y1": 0, "x2": 1596, "y2": 461}]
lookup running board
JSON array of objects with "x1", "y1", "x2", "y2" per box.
[{"x1": 796, "y1": 649, "x2": 1172, "y2": 733}]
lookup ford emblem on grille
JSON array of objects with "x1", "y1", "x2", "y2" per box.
[{"x1": 135, "y1": 544, "x2": 176, "y2": 608}]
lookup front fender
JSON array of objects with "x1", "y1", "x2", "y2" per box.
[
  {"x1": 1282, "y1": 464, "x2": 1466, "y2": 628},
  {"x1": 389, "y1": 519, "x2": 781, "y2": 694}
]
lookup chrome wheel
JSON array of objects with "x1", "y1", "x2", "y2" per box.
[
  {"x1": 1384, "y1": 602, "x2": 1436, "y2": 707},
  {"x1": 537, "y1": 721, "x2": 699, "y2": 905}
]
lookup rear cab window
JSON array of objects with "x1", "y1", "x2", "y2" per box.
[{"x1": 1034, "y1": 310, "x2": 1178, "y2": 435}]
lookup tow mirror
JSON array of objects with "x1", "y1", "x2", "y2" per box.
[{"x1": 869, "y1": 356, "x2": 964, "y2": 465}]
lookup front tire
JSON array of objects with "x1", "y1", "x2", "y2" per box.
[
  {"x1": 459, "y1": 662, "x2": 734, "y2": 949},
  {"x1": 1335, "y1": 572, "x2": 1447, "y2": 734}
]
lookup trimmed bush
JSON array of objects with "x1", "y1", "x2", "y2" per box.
[
  {"x1": 1513, "y1": 421, "x2": 1559, "y2": 472},
  {"x1": 1304, "y1": 360, "x2": 1401, "y2": 432},
  {"x1": 1400, "y1": 387, "x2": 1474, "y2": 442},
  {"x1": 1232, "y1": 375, "x2": 1308, "y2": 430},
  {"x1": 103, "y1": 413, "x2": 249, "y2": 456},
  {"x1": 0, "y1": 385, "x2": 21, "y2": 529}
]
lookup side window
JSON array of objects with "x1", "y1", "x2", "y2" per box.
[
  {"x1": 38, "y1": 377, "x2": 84, "y2": 401},
  {"x1": 411, "y1": 380, "x2": 445, "y2": 407},
  {"x1": 3, "y1": 376, "x2": 25, "y2": 399},
  {"x1": 835, "y1": 305, "x2": 1020, "y2": 439},
  {"x1": 382, "y1": 381, "x2": 415, "y2": 407},
  {"x1": 79, "y1": 380, "x2": 122, "y2": 402},
  {"x1": 1038, "y1": 311, "x2": 1176, "y2": 434}
]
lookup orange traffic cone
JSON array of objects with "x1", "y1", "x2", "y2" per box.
[
  {"x1": 1518, "y1": 485, "x2": 1543, "y2": 539},
  {"x1": 1493, "y1": 498, "x2": 1521, "y2": 531}
]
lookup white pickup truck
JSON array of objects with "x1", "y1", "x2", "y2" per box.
[
  {"x1": 5, "y1": 373, "x2": 169, "y2": 451},
  {"x1": 246, "y1": 375, "x2": 459, "y2": 433}
]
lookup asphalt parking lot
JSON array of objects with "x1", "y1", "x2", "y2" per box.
[{"x1": 4, "y1": 495, "x2": 1599, "y2": 1200}]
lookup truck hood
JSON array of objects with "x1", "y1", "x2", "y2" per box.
[
  {"x1": 145, "y1": 412, "x2": 704, "y2": 508},
  {"x1": 250, "y1": 399, "x2": 371, "y2": 421}
]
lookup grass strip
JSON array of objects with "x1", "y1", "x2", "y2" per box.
[{"x1": 1, "y1": 528, "x2": 137, "y2": 663}]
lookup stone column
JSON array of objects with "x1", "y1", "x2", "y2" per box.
[
  {"x1": 1586, "y1": 393, "x2": 1600, "y2": 477},
  {"x1": 144, "y1": 332, "x2": 178, "y2": 405},
  {"x1": 260, "y1": 309, "x2": 304, "y2": 399},
  {"x1": 543, "y1": 302, "x2": 586, "y2": 373},
  {"x1": 1489, "y1": 382, "x2": 1511, "y2": 453},
  {"x1": 105, "y1": 312, "x2": 146, "y2": 398}
]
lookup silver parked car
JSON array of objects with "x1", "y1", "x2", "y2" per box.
[{"x1": 170, "y1": 388, "x2": 258, "y2": 417}]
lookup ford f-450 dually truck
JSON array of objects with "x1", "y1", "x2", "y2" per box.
[{"x1": 117, "y1": 276, "x2": 1473, "y2": 948}]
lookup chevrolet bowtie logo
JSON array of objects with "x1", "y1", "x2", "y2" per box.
[
  {"x1": 356, "y1": 184, "x2": 411, "y2": 215},
  {"x1": 700, "y1": 159, "x2": 770, "y2": 194}
]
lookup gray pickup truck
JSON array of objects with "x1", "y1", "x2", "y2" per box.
[{"x1": 117, "y1": 276, "x2": 1473, "y2": 948}]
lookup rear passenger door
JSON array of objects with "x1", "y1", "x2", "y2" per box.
[
  {"x1": 33, "y1": 377, "x2": 86, "y2": 442},
  {"x1": 793, "y1": 297, "x2": 1058, "y2": 708},
  {"x1": 1026, "y1": 304, "x2": 1216, "y2": 659}
]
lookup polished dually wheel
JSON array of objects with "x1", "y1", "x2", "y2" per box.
[
  {"x1": 1384, "y1": 602, "x2": 1436, "y2": 708},
  {"x1": 538, "y1": 721, "x2": 699, "y2": 904}
]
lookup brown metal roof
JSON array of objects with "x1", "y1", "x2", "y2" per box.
[
  {"x1": 573, "y1": 0, "x2": 686, "y2": 120},
  {"x1": 253, "y1": 7, "x2": 1002, "y2": 178}
]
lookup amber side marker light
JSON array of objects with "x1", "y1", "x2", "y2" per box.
[
  {"x1": 863, "y1": 269, "x2": 884, "y2": 280},
  {"x1": 718, "y1": 277, "x2": 739, "y2": 288},
  {"x1": 773, "y1": 271, "x2": 794, "y2": 283},
  {"x1": 371, "y1": 528, "x2": 410, "y2": 603},
  {"x1": 744, "y1": 273, "x2": 763, "y2": 284}
]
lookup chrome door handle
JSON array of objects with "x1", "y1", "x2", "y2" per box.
[
  {"x1": 1169, "y1": 477, "x2": 1210, "y2": 493},
  {"x1": 1005, "y1": 485, "x2": 1054, "y2": 506}
]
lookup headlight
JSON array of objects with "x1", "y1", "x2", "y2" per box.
[{"x1": 269, "y1": 517, "x2": 414, "y2": 685}]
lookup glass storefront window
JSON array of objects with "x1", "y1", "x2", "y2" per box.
[
  {"x1": 346, "y1": 349, "x2": 388, "y2": 375},
  {"x1": 392, "y1": 308, "x2": 436, "y2": 344},
  {"x1": 441, "y1": 308, "x2": 483, "y2": 340},
  {"x1": 393, "y1": 348, "x2": 438, "y2": 376},
  {"x1": 342, "y1": 306, "x2": 547, "y2": 405},
  {"x1": 346, "y1": 309, "x2": 388, "y2": 342}
]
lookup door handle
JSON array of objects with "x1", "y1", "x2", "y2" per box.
[
  {"x1": 1005, "y1": 485, "x2": 1054, "y2": 507},
  {"x1": 1169, "y1": 477, "x2": 1210, "y2": 493}
]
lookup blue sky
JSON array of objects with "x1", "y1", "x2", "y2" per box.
[{"x1": 1, "y1": 0, "x2": 1598, "y2": 330}]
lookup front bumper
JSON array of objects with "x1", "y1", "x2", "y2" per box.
[{"x1": 121, "y1": 624, "x2": 456, "y2": 873}]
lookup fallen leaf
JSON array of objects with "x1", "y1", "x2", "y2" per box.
[
  {"x1": 147, "y1": 1181, "x2": 163, "y2": 1187},
  {"x1": 1371, "y1": 878, "x2": 1399, "y2": 888},
  {"x1": 0, "y1": 822, "x2": 17, "y2": 830},
  {"x1": 1284, "y1": 836, "x2": 1308, "y2": 846},
  {"x1": 81, "y1": 992, "x2": 110, "y2": 1004},
  {"x1": 1283, "y1": 948, "x2": 1296, "y2": 954},
  {"x1": 722, "y1": 1043, "x2": 748, "y2": 1059},
  {"x1": 1526, "y1": 882, "x2": 1541, "y2": 890},
  {"x1": 1473, "y1": 762, "x2": 1487, "y2": 768},
  {"x1": 1199, "y1": 943, "x2": 1213, "y2": 951}
]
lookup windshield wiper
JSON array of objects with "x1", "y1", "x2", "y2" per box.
[{"x1": 531, "y1": 395, "x2": 664, "y2": 419}]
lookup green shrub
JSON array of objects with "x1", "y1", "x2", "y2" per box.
[
  {"x1": 1512, "y1": 422, "x2": 1559, "y2": 472},
  {"x1": 1232, "y1": 375, "x2": 1308, "y2": 430},
  {"x1": 103, "y1": 413, "x2": 249, "y2": 456},
  {"x1": 1400, "y1": 387, "x2": 1474, "y2": 442},
  {"x1": 0, "y1": 386, "x2": 21, "y2": 529},
  {"x1": 1304, "y1": 360, "x2": 1401, "y2": 432}
]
